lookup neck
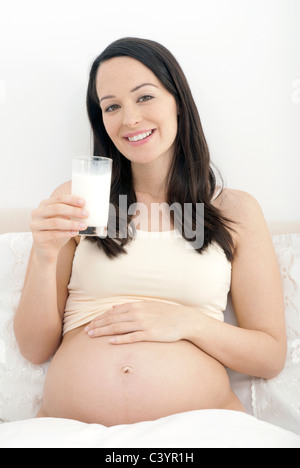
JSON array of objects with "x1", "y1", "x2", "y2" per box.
[
  {"x1": 132, "y1": 171, "x2": 166, "y2": 201},
  {"x1": 131, "y1": 155, "x2": 172, "y2": 202}
]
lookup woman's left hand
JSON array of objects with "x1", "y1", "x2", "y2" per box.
[{"x1": 84, "y1": 301, "x2": 194, "y2": 344}]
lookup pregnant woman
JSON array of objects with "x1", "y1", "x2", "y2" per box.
[{"x1": 14, "y1": 38, "x2": 287, "y2": 426}]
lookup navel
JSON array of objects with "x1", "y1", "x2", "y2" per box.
[{"x1": 121, "y1": 365, "x2": 134, "y2": 374}]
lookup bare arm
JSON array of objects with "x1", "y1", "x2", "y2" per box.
[
  {"x1": 14, "y1": 183, "x2": 88, "y2": 364},
  {"x1": 185, "y1": 190, "x2": 287, "y2": 378}
]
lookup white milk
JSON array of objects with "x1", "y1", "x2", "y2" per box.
[{"x1": 72, "y1": 171, "x2": 111, "y2": 228}]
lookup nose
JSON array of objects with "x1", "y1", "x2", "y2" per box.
[{"x1": 122, "y1": 104, "x2": 142, "y2": 128}]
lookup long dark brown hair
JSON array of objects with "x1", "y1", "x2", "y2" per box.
[{"x1": 86, "y1": 37, "x2": 235, "y2": 261}]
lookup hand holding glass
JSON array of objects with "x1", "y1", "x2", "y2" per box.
[{"x1": 72, "y1": 156, "x2": 112, "y2": 237}]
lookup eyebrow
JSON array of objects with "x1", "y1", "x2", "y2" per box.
[
  {"x1": 131, "y1": 82, "x2": 158, "y2": 93},
  {"x1": 99, "y1": 83, "x2": 158, "y2": 104}
]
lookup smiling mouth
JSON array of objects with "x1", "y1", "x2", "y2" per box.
[{"x1": 125, "y1": 130, "x2": 155, "y2": 142}]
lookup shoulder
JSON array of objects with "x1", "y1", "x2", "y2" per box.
[
  {"x1": 214, "y1": 188, "x2": 269, "y2": 248},
  {"x1": 215, "y1": 188, "x2": 263, "y2": 220},
  {"x1": 213, "y1": 187, "x2": 258, "y2": 210},
  {"x1": 51, "y1": 180, "x2": 72, "y2": 197}
]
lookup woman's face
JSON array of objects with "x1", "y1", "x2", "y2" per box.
[{"x1": 96, "y1": 56, "x2": 178, "y2": 167}]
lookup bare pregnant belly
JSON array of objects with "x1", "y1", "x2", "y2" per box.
[{"x1": 42, "y1": 326, "x2": 242, "y2": 426}]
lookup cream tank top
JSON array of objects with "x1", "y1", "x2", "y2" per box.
[{"x1": 63, "y1": 229, "x2": 232, "y2": 334}]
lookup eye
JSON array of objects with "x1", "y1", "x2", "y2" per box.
[
  {"x1": 138, "y1": 95, "x2": 154, "y2": 103},
  {"x1": 104, "y1": 104, "x2": 120, "y2": 113}
]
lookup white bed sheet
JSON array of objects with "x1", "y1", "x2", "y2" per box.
[{"x1": 0, "y1": 410, "x2": 300, "y2": 449}]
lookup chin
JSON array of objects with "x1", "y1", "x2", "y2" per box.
[{"x1": 123, "y1": 148, "x2": 174, "y2": 167}]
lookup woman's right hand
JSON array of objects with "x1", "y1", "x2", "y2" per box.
[{"x1": 30, "y1": 195, "x2": 88, "y2": 262}]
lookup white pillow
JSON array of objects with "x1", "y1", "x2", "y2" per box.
[
  {"x1": 0, "y1": 233, "x2": 50, "y2": 421},
  {"x1": 251, "y1": 233, "x2": 300, "y2": 435}
]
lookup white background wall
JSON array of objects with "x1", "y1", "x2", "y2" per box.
[{"x1": 0, "y1": 0, "x2": 299, "y2": 221}]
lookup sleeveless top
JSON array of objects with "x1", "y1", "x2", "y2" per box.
[{"x1": 63, "y1": 228, "x2": 232, "y2": 334}]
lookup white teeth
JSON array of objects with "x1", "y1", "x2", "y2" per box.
[{"x1": 128, "y1": 130, "x2": 153, "y2": 142}]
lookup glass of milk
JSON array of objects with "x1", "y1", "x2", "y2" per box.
[{"x1": 72, "y1": 156, "x2": 112, "y2": 237}]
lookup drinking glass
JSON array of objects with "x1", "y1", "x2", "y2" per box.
[{"x1": 72, "y1": 156, "x2": 112, "y2": 237}]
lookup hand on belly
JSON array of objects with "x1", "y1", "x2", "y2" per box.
[{"x1": 84, "y1": 300, "x2": 195, "y2": 344}]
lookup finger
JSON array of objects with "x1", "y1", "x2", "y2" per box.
[
  {"x1": 42, "y1": 195, "x2": 86, "y2": 208},
  {"x1": 43, "y1": 204, "x2": 89, "y2": 220},
  {"x1": 88, "y1": 322, "x2": 141, "y2": 338},
  {"x1": 84, "y1": 304, "x2": 142, "y2": 334},
  {"x1": 87, "y1": 312, "x2": 134, "y2": 331},
  {"x1": 109, "y1": 331, "x2": 147, "y2": 345},
  {"x1": 89, "y1": 306, "x2": 131, "y2": 324},
  {"x1": 33, "y1": 230, "x2": 79, "y2": 242},
  {"x1": 32, "y1": 217, "x2": 87, "y2": 232}
]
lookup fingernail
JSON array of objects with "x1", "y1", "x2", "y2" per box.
[
  {"x1": 84, "y1": 326, "x2": 90, "y2": 332},
  {"x1": 88, "y1": 330, "x2": 95, "y2": 337}
]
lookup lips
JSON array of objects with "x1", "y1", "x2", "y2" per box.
[
  {"x1": 127, "y1": 130, "x2": 153, "y2": 142},
  {"x1": 124, "y1": 129, "x2": 156, "y2": 143}
]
